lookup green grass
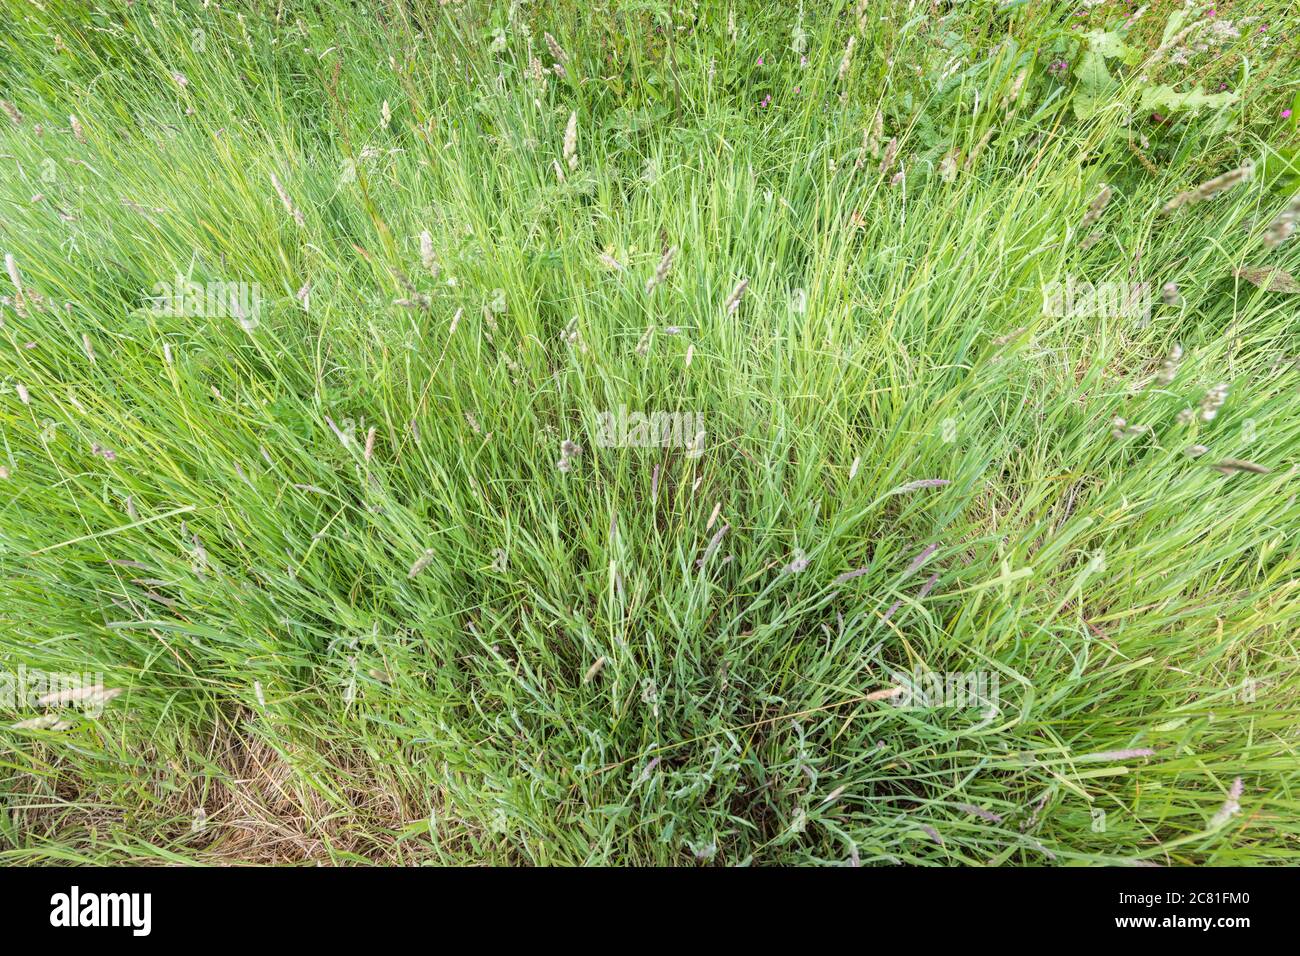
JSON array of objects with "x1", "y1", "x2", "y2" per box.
[{"x1": 1, "y1": 0, "x2": 1299, "y2": 865}]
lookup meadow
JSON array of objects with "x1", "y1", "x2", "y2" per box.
[{"x1": 1, "y1": 0, "x2": 1298, "y2": 865}]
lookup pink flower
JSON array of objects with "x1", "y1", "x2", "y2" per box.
[
  {"x1": 757, "y1": 56, "x2": 764, "y2": 66},
  {"x1": 1284, "y1": 109, "x2": 1294, "y2": 120}
]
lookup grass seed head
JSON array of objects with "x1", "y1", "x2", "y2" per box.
[
  {"x1": 838, "y1": 35, "x2": 857, "y2": 84},
  {"x1": 1198, "y1": 383, "x2": 1229, "y2": 422},
  {"x1": 634, "y1": 324, "x2": 654, "y2": 356},
  {"x1": 723, "y1": 277, "x2": 749, "y2": 314},
  {"x1": 1212, "y1": 458, "x2": 1269, "y2": 475},
  {"x1": 1155, "y1": 344, "x2": 1183, "y2": 386},
  {"x1": 14, "y1": 714, "x2": 74, "y2": 731},
  {"x1": 544, "y1": 32, "x2": 569, "y2": 64},
  {"x1": 1209, "y1": 777, "x2": 1244, "y2": 828},
  {"x1": 1162, "y1": 162, "x2": 1254, "y2": 215},
  {"x1": 879, "y1": 137, "x2": 899, "y2": 176},
  {"x1": 1262, "y1": 192, "x2": 1300, "y2": 249},
  {"x1": 645, "y1": 245, "x2": 676, "y2": 295},
  {"x1": 269, "y1": 171, "x2": 306, "y2": 227},
  {"x1": 563, "y1": 110, "x2": 578, "y2": 171},
  {"x1": 420, "y1": 230, "x2": 438, "y2": 277},
  {"x1": 408, "y1": 549, "x2": 435, "y2": 579},
  {"x1": 890, "y1": 478, "x2": 950, "y2": 494},
  {"x1": 1081, "y1": 183, "x2": 1112, "y2": 228},
  {"x1": 527, "y1": 55, "x2": 547, "y2": 87},
  {"x1": 5, "y1": 252, "x2": 22, "y2": 295},
  {"x1": 784, "y1": 549, "x2": 810, "y2": 573}
]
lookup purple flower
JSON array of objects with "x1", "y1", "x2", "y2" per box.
[{"x1": 1284, "y1": 109, "x2": 1293, "y2": 120}]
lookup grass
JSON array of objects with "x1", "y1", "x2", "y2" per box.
[{"x1": 1, "y1": 0, "x2": 1298, "y2": 865}]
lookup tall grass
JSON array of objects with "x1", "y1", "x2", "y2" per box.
[{"x1": 1, "y1": 0, "x2": 1298, "y2": 864}]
